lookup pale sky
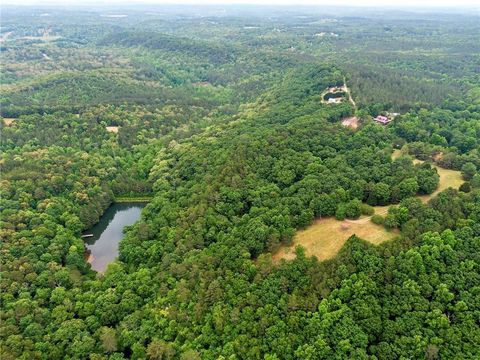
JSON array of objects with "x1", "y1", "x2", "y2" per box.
[{"x1": 4, "y1": 0, "x2": 480, "y2": 7}]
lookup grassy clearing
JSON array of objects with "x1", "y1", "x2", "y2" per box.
[
  {"x1": 272, "y1": 150, "x2": 463, "y2": 263},
  {"x1": 3, "y1": 118, "x2": 15, "y2": 126},
  {"x1": 392, "y1": 149, "x2": 403, "y2": 160},
  {"x1": 272, "y1": 217, "x2": 398, "y2": 263},
  {"x1": 417, "y1": 164, "x2": 464, "y2": 202},
  {"x1": 393, "y1": 149, "x2": 463, "y2": 202}
]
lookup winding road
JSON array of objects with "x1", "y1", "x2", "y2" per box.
[{"x1": 343, "y1": 77, "x2": 357, "y2": 110}]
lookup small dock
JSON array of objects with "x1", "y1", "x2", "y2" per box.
[{"x1": 81, "y1": 234, "x2": 94, "y2": 238}]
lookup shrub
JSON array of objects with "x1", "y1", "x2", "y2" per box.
[
  {"x1": 459, "y1": 182, "x2": 471, "y2": 193},
  {"x1": 461, "y1": 162, "x2": 477, "y2": 180},
  {"x1": 344, "y1": 199, "x2": 362, "y2": 219},
  {"x1": 335, "y1": 204, "x2": 346, "y2": 220},
  {"x1": 360, "y1": 203, "x2": 374, "y2": 216},
  {"x1": 471, "y1": 174, "x2": 480, "y2": 188},
  {"x1": 371, "y1": 214, "x2": 384, "y2": 225},
  {"x1": 384, "y1": 214, "x2": 398, "y2": 229}
]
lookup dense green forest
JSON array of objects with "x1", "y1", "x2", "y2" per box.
[{"x1": 1, "y1": 4, "x2": 479, "y2": 360}]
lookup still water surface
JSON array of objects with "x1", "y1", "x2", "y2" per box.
[{"x1": 84, "y1": 203, "x2": 145, "y2": 272}]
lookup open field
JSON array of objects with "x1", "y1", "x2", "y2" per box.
[
  {"x1": 417, "y1": 162, "x2": 464, "y2": 202},
  {"x1": 272, "y1": 217, "x2": 398, "y2": 263},
  {"x1": 273, "y1": 151, "x2": 463, "y2": 263}
]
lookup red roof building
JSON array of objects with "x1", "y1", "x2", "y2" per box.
[{"x1": 374, "y1": 115, "x2": 391, "y2": 124}]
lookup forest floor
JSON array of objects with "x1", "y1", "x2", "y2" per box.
[{"x1": 272, "y1": 150, "x2": 463, "y2": 263}]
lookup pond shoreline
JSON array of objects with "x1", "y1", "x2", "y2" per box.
[
  {"x1": 82, "y1": 202, "x2": 146, "y2": 273},
  {"x1": 114, "y1": 197, "x2": 152, "y2": 203}
]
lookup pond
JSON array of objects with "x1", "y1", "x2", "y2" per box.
[{"x1": 83, "y1": 203, "x2": 146, "y2": 273}]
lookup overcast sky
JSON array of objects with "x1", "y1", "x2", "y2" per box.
[{"x1": 5, "y1": 0, "x2": 480, "y2": 7}]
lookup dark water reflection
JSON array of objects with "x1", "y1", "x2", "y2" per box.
[{"x1": 83, "y1": 203, "x2": 145, "y2": 273}]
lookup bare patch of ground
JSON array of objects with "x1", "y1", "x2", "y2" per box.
[
  {"x1": 433, "y1": 152, "x2": 444, "y2": 162},
  {"x1": 106, "y1": 126, "x2": 119, "y2": 133},
  {"x1": 3, "y1": 118, "x2": 15, "y2": 126},
  {"x1": 392, "y1": 149, "x2": 403, "y2": 160},
  {"x1": 341, "y1": 116, "x2": 359, "y2": 129}
]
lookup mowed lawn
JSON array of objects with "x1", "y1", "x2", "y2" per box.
[
  {"x1": 273, "y1": 150, "x2": 463, "y2": 263},
  {"x1": 272, "y1": 217, "x2": 398, "y2": 263}
]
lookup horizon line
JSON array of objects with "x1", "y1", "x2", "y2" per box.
[{"x1": 2, "y1": 1, "x2": 480, "y2": 9}]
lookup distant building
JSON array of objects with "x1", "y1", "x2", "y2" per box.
[
  {"x1": 374, "y1": 115, "x2": 391, "y2": 124},
  {"x1": 328, "y1": 86, "x2": 343, "y2": 93},
  {"x1": 328, "y1": 97, "x2": 343, "y2": 104},
  {"x1": 387, "y1": 112, "x2": 400, "y2": 118},
  {"x1": 323, "y1": 85, "x2": 347, "y2": 104}
]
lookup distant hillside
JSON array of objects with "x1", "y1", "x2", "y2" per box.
[{"x1": 99, "y1": 31, "x2": 237, "y2": 65}]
